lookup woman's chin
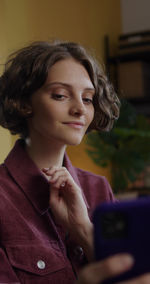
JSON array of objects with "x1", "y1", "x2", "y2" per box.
[{"x1": 66, "y1": 137, "x2": 83, "y2": 146}]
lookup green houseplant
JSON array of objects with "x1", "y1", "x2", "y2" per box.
[{"x1": 86, "y1": 100, "x2": 150, "y2": 193}]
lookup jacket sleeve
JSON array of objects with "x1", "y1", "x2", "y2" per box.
[{"x1": 0, "y1": 246, "x2": 20, "y2": 283}]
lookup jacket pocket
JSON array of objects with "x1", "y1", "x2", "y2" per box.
[{"x1": 5, "y1": 242, "x2": 66, "y2": 276}]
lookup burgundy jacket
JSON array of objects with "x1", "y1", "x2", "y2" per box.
[{"x1": 0, "y1": 139, "x2": 115, "y2": 283}]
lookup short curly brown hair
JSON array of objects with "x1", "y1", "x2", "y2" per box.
[{"x1": 0, "y1": 40, "x2": 120, "y2": 138}]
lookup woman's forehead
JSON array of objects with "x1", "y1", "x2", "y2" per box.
[{"x1": 45, "y1": 58, "x2": 95, "y2": 89}]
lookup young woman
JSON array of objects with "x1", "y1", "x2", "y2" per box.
[{"x1": 0, "y1": 41, "x2": 149, "y2": 283}]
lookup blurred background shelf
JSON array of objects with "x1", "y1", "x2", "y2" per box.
[
  {"x1": 108, "y1": 50, "x2": 150, "y2": 63},
  {"x1": 105, "y1": 32, "x2": 150, "y2": 116}
]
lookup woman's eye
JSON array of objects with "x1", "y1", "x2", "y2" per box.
[
  {"x1": 51, "y1": 94, "x2": 66, "y2": 100},
  {"x1": 83, "y1": 98, "x2": 93, "y2": 104}
]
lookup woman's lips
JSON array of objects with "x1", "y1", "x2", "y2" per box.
[{"x1": 63, "y1": 122, "x2": 85, "y2": 129}]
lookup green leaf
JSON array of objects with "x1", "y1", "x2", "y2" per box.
[{"x1": 86, "y1": 99, "x2": 150, "y2": 193}]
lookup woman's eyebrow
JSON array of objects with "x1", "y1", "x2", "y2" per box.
[
  {"x1": 45, "y1": 82, "x2": 95, "y2": 92},
  {"x1": 45, "y1": 82, "x2": 72, "y2": 89}
]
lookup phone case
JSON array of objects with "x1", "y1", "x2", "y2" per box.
[{"x1": 93, "y1": 197, "x2": 150, "y2": 283}]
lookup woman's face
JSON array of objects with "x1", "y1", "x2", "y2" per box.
[{"x1": 28, "y1": 58, "x2": 95, "y2": 146}]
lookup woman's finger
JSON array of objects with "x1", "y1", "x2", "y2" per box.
[
  {"x1": 49, "y1": 170, "x2": 68, "y2": 183},
  {"x1": 50, "y1": 175, "x2": 67, "y2": 189},
  {"x1": 77, "y1": 254, "x2": 134, "y2": 284},
  {"x1": 117, "y1": 273, "x2": 150, "y2": 284},
  {"x1": 42, "y1": 166, "x2": 61, "y2": 176},
  {"x1": 42, "y1": 167, "x2": 69, "y2": 181}
]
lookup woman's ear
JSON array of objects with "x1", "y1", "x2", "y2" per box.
[{"x1": 20, "y1": 103, "x2": 33, "y2": 117}]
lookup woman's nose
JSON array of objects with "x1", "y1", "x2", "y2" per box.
[{"x1": 69, "y1": 99, "x2": 86, "y2": 116}]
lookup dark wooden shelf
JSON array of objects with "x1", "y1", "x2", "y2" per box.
[
  {"x1": 105, "y1": 36, "x2": 150, "y2": 116},
  {"x1": 108, "y1": 50, "x2": 150, "y2": 63}
]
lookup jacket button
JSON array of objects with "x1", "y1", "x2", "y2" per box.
[
  {"x1": 37, "y1": 260, "x2": 46, "y2": 269},
  {"x1": 74, "y1": 246, "x2": 84, "y2": 256}
]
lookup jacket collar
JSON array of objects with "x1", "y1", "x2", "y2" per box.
[{"x1": 5, "y1": 139, "x2": 89, "y2": 215}]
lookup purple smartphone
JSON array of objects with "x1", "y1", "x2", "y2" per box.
[{"x1": 93, "y1": 197, "x2": 150, "y2": 283}]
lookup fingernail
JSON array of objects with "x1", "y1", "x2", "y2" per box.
[
  {"x1": 42, "y1": 167, "x2": 49, "y2": 172},
  {"x1": 119, "y1": 255, "x2": 134, "y2": 268}
]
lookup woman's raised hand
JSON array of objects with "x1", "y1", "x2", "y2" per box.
[{"x1": 42, "y1": 166, "x2": 93, "y2": 260}]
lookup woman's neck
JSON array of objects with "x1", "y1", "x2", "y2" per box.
[{"x1": 25, "y1": 137, "x2": 66, "y2": 170}]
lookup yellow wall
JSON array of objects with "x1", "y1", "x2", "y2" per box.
[{"x1": 0, "y1": 0, "x2": 121, "y2": 181}]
